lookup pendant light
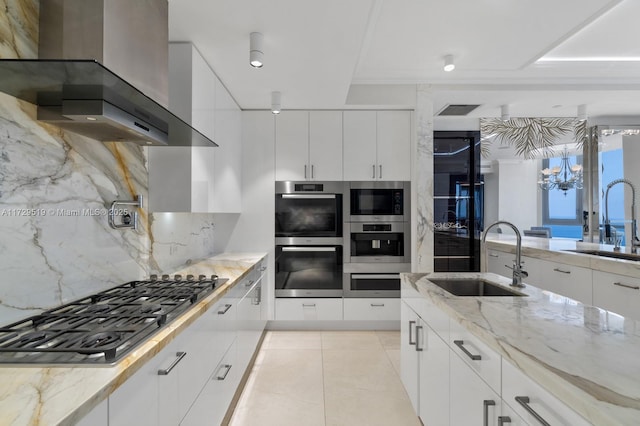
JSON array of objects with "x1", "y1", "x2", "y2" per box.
[{"x1": 250, "y1": 32, "x2": 264, "y2": 68}]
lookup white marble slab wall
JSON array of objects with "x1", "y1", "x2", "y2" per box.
[
  {"x1": 0, "y1": 1, "x2": 218, "y2": 326},
  {"x1": 413, "y1": 85, "x2": 434, "y2": 272}
]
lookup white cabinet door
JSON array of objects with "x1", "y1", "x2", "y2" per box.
[
  {"x1": 309, "y1": 111, "x2": 343, "y2": 180},
  {"x1": 502, "y1": 359, "x2": 591, "y2": 426},
  {"x1": 211, "y1": 76, "x2": 242, "y2": 212},
  {"x1": 376, "y1": 111, "x2": 411, "y2": 181},
  {"x1": 486, "y1": 249, "x2": 514, "y2": 278},
  {"x1": 542, "y1": 261, "x2": 592, "y2": 305},
  {"x1": 500, "y1": 401, "x2": 530, "y2": 426},
  {"x1": 236, "y1": 277, "x2": 263, "y2": 370},
  {"x1": 400, "y1": 301, "x2": 420, "y2": 413},
  {"x1": 180, "y1": 340, "x2": 240, "y2": 426},
  {"x1": 76, "y1": 398, "x2": 108, "y2": 426},
  {"x1": 450, "y1": 349, "x2": 502, "y2": 426},
  {"x1": 592, "y1": 270, "x2": 640, "y2": 321},
  {"x1": 275, "y1": 298, "x2": 343, "y2": 320},
  {"x1": 275, "y1": 111, "x2": 309, "y2": 181},
  {"x1": 343, "y1": 111, "x2": 377, "y2": 181},
  {"x1": 343, "y1": 298, "x2": 400, "y2": 320},
  {"x1": 418, "y1": 320, "x2": 450, "y2": 426}
]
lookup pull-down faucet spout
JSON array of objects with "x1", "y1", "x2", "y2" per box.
[
  {"x1": 604, "y1": 179, "x2": 640, "y2": 248},
  {"x1": 481, "y1": 221, "x2": 528, "y2": 288}
]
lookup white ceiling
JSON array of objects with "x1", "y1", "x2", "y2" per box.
[{"x1": 169, "y1": 0, "x2": 640, "y2": 119}]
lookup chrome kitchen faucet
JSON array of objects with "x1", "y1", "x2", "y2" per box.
[{"x1": 482, "y1": 221, "x2": 528, "y2": 288}]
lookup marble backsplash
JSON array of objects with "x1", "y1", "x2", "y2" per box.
[{"x1": 0, "y1": 1, "x2": 219, "y2": 326}]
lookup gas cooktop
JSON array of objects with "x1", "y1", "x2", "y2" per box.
[{"x1": 0, "y1": 274, "x2": 227, "y2": 366}]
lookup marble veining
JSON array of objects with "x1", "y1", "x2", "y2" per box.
[
  {"x1": 414, "y1": 85, "x2": 434, "y2": 272},
  {"x1": 403, "y1": 272, "x2": 640, "y2": 425},
  {"x1": 0, "y1": 253, "x2": 266, "y2": 426}
]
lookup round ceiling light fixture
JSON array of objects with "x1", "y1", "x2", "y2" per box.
[{"x1": 249, "y1": 32, "x2": 264, "y2": 68}]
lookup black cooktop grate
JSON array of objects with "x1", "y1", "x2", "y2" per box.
[{"x1": 0, "y1": 275, "x2": 227, "y2": 365}]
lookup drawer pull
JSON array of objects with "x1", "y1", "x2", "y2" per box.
[
  {"x1": 216, "y1": 364, "x2": 232, "y2": 381},
  {"x1": 454, "y1": 340, "x2": 481, "y2": 360},
  {"x1": 218, "y1": 303, "x2": 232, "y2": 315},
  {"x1": 613, "y1": 282, "x2": 640, "y2": 290},
  {"x1": 408, "y1": 320, "x2": 416, "y2": 345},
  {"x1": 415, "y1": 325, "x2": 424, "y2": 352},
  {"x1": 259, "y1": 266, "x2": 267, "y2": 272},
  {"x1": 553, "y1": 268, "x2": 571, "y2": 274},
  {"x1": 483, "y1": 400, "x2": 495, "y2": 426},
  {"x1": 498, "y1": 416, "x2": 512, "y2": 425},
  {"x1": 157, "y1": 351, "x2": 186, "y2": 376},
  {"x1": 245, "y1": 279, "x2": 254, "y2": 287},
  {"x1": 489, "y1": 253, "x2": 499, "y2": 258},
  {"x1": 370, "y1": 303, "x2": 385, "y2": 307},
  {"x1": 515, "y1": 396, "x2": 551, "y2": 426},
  {"x1": 302, "y1": 303, "x2": 316, "y2": 307}
]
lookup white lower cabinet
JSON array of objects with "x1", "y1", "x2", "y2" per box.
[
  {"x1": 180, "y1": 340, "x2": 240, "y2": 426},
  {"x1": 592, "y1": 270, "x2": 640, "y2": 321},
  {"x1": 502, "y1": 359, "x2": 591, "y2": 426},
  {"x1": 450, "y1": 350, "x2": 502, "y2": 426},
  {"x1": 486, "y1": 249, "x2": 515, "y2": 278},
  {"x1": 275, "y1": 298, "x2": 343, "y2": 320},
  {"x1": 401, "y1": 295, "x2": 588, "y2": 426},
  {"x1": 76, "y1": 397, "x2": 108, "y2": 426},
  {"x1": 343, "y1": 298, "x2": 399, "y2": 320},
  {"x1": 102, "y1": 261, "x2": 267, "y2": 426}
]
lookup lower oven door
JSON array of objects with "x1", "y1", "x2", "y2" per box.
[
  {"x1": 275, "y1": 245, "x2": 343, "y2": 297},
  {"x1": 343, "y1": 273, "x2": 401, "y2": 298}
]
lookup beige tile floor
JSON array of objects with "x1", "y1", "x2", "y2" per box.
[{"x1": 228, "y1": 331, "x2": 421, "y2": 426}]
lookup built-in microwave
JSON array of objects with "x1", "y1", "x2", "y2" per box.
[{"x1": 345, "y1": 181, "x2": 409, "y2": 222}]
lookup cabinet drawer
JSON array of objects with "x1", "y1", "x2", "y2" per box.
[
  {"x1": 592, "y1": 270, "x2": 640, "y2": 321},
  {"x1": 544, "y1": 261, "x2": 592, "y2": 305},
  {"x1": 449, "y1": 319, "x2": 501, "y2": 393},
  {"x1": 343, "y1": 298, "x2": 399, "y2": 320},
  {"x1": 275, "y1": 298, "x2": 343, "y2": 320},
  {"x1": 502, "y1": 359, "x2": 591, "y2": 426}
]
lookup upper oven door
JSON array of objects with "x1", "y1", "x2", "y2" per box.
[
  {"x1": 275, "y1": 181, "x2": 343, "y2": 237},
  {"x1": 346, "y1": 181, "x2": 409, "y2": 222}
]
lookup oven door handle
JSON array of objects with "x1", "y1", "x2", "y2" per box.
[
  {"x1": 280, "y1": 194, "x2": 336, "y2": 199},
  {"x1": 351, "y1": 274, "x2": 400, "y2": 279},
  {"x1": 281, "y1": 247, "x2": 337, "y2": 252}
]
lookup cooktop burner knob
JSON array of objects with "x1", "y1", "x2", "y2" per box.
[
  {"x1": 198, "y1": 274, "x2": 207, "y2": 281},
  {"x1": 186, "y1": 274, "x2": 195, "y2": 281},
  {"x1": 211, "y1": 275, "x2": 219, "y2": 283},
  {"x1": 161, "y1": 274, "x2": 170, "y2": 280},
  {"x1": 150, "y1": 274, "x2": 158, "y2": 281},
  {"x1": 174, "y1": 274, "x2": 182, "y2": 281}
]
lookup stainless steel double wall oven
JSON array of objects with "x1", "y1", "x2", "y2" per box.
[
  {"x1": 275, "y1": 181, "x2": 344, "y2": 297},
  {"x1": 275, "y1": 181, "x2": 410, "y2": 299}
]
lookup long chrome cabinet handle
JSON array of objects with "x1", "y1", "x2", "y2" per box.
[
  {"x1": 613, "y1": 281, "x2": 640, "y2": 290},
  {"x1": 379, "y1": 164, "x2": 382, "y2": 179},
  {"x1": 453, "y1": 340, "x2": 482, "y2": 360},
  {"x1": 408, "y1": 320, "x2": 416, "y2": 345},
  {"x1": 218, "y1": 304, "x2": 232, "y2": 315},
  {"x1": 304, "y1": 164, "x2": 307, "y2": 179},
  {"x1": 157, "y1": 351, "x2": 186, "y2": 375},
  {"x1": 302, "y1": 303, "x2": 316, "y2": 307},
  {"x1": 216, "y1": 364, "x2": 232, "y2": 381},
  {"x1": 370, "y1": 303, "x2": 385, "y2": 307},
  {"x1": 553, "y1": 267, "x2": 571, "y2": 274},
  {"x1": 311, "y1": 164, "x2": 314, "y2": 179},
  {"x1": 515, "y1": 396, "x2": 551, "y2": 426},
  {"x1": 498, "y1": 416, "x2": 512, "y2": 425},
  {"x1": 483, "y1": 400, "x2": 496, "y2": 426},
  {"x1": 372, "y1": 164, "x2": 376, "y2": 179},
  {"x1": 415, "y1": 325, "x2": 424, "y2": 351}
]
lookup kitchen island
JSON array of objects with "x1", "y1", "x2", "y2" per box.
[
  {"x1": 402, "y1": 271, "x2": 640, "y2": 425},
  {"x1": 0, "y1": 252, "x2": 267, "y2": 426}
]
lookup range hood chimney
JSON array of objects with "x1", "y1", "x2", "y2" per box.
[{"x1": 0, "y1": 0, "x2": 216, "y2": 147}]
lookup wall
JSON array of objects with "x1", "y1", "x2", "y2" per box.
[
  {"x1": 0, "y1": 1, "x2": 218, "y2": 326},
  {"x1": 496, "y1": 159, "x2": 539, "y2": 231}
]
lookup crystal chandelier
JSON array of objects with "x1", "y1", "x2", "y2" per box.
[{"x1": 538, "y1": 148, "x2": 583, "y2": 195}]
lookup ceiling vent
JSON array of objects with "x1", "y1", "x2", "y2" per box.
[{"x1": 437, "y1": 104, "x2": 481, "y2": 116}]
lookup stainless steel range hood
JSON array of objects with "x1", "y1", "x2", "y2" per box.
[{"x1": 0, "y1": 0, "x2": 217, "y2": 147}]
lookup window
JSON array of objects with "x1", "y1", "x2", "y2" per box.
[{"x1": 541, "y1": 155, "x2": 583, "y2": 239}]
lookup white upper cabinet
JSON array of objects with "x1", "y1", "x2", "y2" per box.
[
  {"x1": 149, "y1": 43, "x2": 241, "y2": 212},
  {"x1": 343, "y1": 111, "x2": 411, "y2": 181},
  {"x1": 275, "y1": 111, "x2": 343, "y2": 181}
]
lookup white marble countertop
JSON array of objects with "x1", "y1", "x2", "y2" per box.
[
  {"x1": 484, "y1": 235, "x2": 640, "y2": 278},
  {"x1": 0, "y1": 252, "x2": 267, "y2": 426},
  {"x1": 402, "y1": 272, "x2": 640, "y2": 426}
]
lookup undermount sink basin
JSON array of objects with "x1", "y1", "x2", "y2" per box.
[
  {"x1": 565, "y1": 249, "x2": 640, "y2": 262},
  {"x1": 427, "y1": 278, "x2": 526, "y2": 297}
]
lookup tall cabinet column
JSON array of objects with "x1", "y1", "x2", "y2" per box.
[{"x1": 413, "y1": 85, "x2": 435, "y2": 272}]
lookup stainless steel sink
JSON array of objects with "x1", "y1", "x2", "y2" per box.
[
  {"x1": 427, "y1": 278, "x2": 526, "y2": 297},
  {"x1": 564, "y1": 249, "x2": 640, "y2": 262}
]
